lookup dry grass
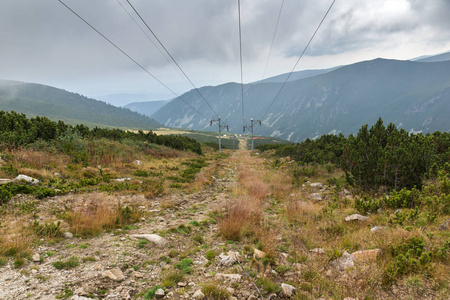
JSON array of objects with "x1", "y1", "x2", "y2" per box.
[
  {"x1": 268, "y1": 172, "x2": 293, "y2": 199},
  {"x1": 14, "y1": 149, "x2": 70, "y2": 170},
  {"x1": 17, "y1": 167, "x2": 51, "y2": 179},
  {"x1": 218, "y1": 198, "x2": 261, "y2": 241},
  {"x1": 66, "y1": 194, "x2": 143, "y2": 236},
  {"x1": 0, "y1": 233, "x2": 32, "y2": 258}
]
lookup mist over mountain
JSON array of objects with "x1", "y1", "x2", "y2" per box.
[
  {"x1": 0, "y1": 80, "x2": 159, "y2": 129},
  {"x1": 125, "y1": 100, "x2": 169, "y2": 117},
  {"x1": 413, "y1": 51, "x2": 450, "y2": 63},
  {"x1": 151, "y1": 58, "x2": 450, "y2": 142}
]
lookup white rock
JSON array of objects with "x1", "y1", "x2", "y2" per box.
[
  {"x1": 332, "y1": 251, "x2": 354, "y2": 271},
  {"x1": 281, "y1": 283, "x2": 297, "y2": 297},
  {"x1": 64, "y1": 232, "x2": 74, "y2": 239},
  {"x1": 192, "y1": 290, "x2": 205, "y2": 299},
  {"x1": 253, "y1": 249, "x2": 266, "y2": 259},
  {"x1": 155, "y1": 288, "x2": 165, "y2": 298},
  {"x1": 102, "y1": 268, "x2": 125, "y2": 281},
  {"x1": 310, "y1": 182, "x2": 323, "y2": 188},
  {"x1": 370, "y1": 226, "x2": 386, "y2": 232},
  {"x1": 228, "y1": 251, "x2": 243, "y2": 262},
  {"x1": 130, "y1": 234, "x2": 167, "y2": 247},
  {"x1": 0, "y1": 179, "x2": 12, "y2": 185},
  {"x1": 133, "y1": 160, "x2": 142, "y2": 165},
  {"x1": 345, "y1": 214, "x2": 369, "y2": 222},
  {"x1": 309, "y1": 248, "x2": 325, "y2": 254},
  {"x1": 72, "y1": 296, "x2": 92, "y2": 300},
  {"x1": 14, "y1": 174, "x2": 39, "y2": 184},
  {"x1": 219, "y1": 251, "x2": 242, "y2": 266},
  {"x1": 32, "y1": 253, "x2": 40, "y2": 262},
  {"x1": 215, "y1": 273, "x2": 242, "y2": 283},
  {"x1": 309, "y1": 193, "x2": 323, "y2": 201},
  {"x1": 115, "y1": 178, "x2": 131, "y2": 182}
]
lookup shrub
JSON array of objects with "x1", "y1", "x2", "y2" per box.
[
  {"x1": 161, "y1": 271, "x2": 184, "y2": 288},
  {"x1": 201, "y1": 283, "x2": 230, "y2": 300},
  {"x1": 354, "y1": 196, "x2": 383, "y2": 214},
  {"x1": 52, "y1": 256, "x2": 80, "y2": 269},
  {"x1": 142, "y1": 286, "x2": 164, "y2": 299},
  {"x1": 206, "y1": 250, "x2": 216, "y2": 261},
  {"x1": 257, "y1": 277, "x2": 281, "y2": 293},
  {"x1": 32, "y1": 221, "x2": 63, "y2": 238},
  {"x1": 174, "y1": 258, "x2": 193, "y2": 274}
]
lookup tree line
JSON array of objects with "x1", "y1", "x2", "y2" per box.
[
  {"x1": 0, "y1": 111, "x2": 202, "y2": 154},
  {"x1": 257, "y1": 118, "x2": 450, "y2": 192}
]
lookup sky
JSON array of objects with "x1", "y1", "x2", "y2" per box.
[{"x1": 1, "y1": 0, "x2": 450, "y2": 106}]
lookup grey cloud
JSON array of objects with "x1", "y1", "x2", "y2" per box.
[{"x1": 0, "y1": 0, "x2": 449, "y2": 101}]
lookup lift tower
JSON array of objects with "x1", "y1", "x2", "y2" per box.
[{"x1": 243, "y1": 118, "x2": 261, "y2": 151}]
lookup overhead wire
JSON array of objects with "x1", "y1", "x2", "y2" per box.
[
  {"x1": 237, "y1": 0, "x2": 245, "y2": 132},
  {"x1": 57, "y1": 0, "x2": 210, "y2": 121},
  {"x1": 260, "y1": 0, "x2": 336, "y2": 120},
  {"x1": 254, "y1": 0, "x2": 285, "y2": 109},
  {"x1": 126, "y1": 0, "x2": 219, "y2": 119},
  {"x1": 115, "y1": 0, "x2": 190, "y2": 88}
]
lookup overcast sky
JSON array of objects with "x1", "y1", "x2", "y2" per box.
[{"x1": 1, "y1": 0, "x2": 450, "y2": 105}]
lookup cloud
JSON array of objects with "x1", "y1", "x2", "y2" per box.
[{"x1": 0, "y1": 0, "x2": 449, "y2": 103}]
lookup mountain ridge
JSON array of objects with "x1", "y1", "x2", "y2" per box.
[
  {"x1": 0, "y1": 80, "x2": 159, "y2": 129},
  {"x1": 151, "y1": 58, "x2": 450, "y2": 142}
]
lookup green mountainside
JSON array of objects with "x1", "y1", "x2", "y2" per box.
[
  {"x1": 0, "y1": 80, "x2": 159, "y2": 129},
  {"x1": 151, "y1": 58, "x2": 450, "y2": 142}
]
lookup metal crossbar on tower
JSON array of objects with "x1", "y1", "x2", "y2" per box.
[
  {"x1": 243, "y1": 118, "x2": 261, "y2": 151},
  {"x1": 210, "y1": 116, "x2": 229, "y2": 153}
]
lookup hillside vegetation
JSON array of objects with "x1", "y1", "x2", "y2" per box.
[
  {"x1": 0, "y1": 115, "x2": 448, "y2": 299},
  {"x1": 152, "y1": 58, "x2": 450, "y2": 141},
  {"x1": 0, "y1": 80, "x2": 159, "y2": 129}
]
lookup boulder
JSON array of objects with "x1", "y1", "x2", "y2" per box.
[
  {"x1": 155, "y1": 288, "x2": 165, "y2": 298},
  {"x1": 215, "y1": 273, "x2": 242, "y2": 283},
  {"x1": 332, "y1": 251, "x2": 354, "y2": 271},
  {"x1": 309, "y1": 193, "x2": 323, "y2": 201},
  {"x1": 14, "y1": 174, "x2": 39, "y2": 184},
  {"x1": 102, "y1": 268, "x2": 125, "y2": 281},
  {"x1": 310, "y1": 182, "x2": 323, "y2": 188},
  {"x1": 130, "y1": 234, "x2": 167, "y2": 247},
  {"x1": 253, "y1": 249, "x2": 266, "y2": 259},
  {"x1": 64, "y1": 232, "x2": 74, "y2": 239},
  {"x1": 32, "y1": 253, "x2": 41, "y2": 263},
  {"x1": 192, "y1": 290, "x2": 205, "y2": 299},
  {"x1": 309, "y1": 248, "x2": 325, "y2": 254},
  {"x1": 0, "y1": 179, "x2": 12, "y2": 185},
  {"x1": 370, "y1": 226, "x2": 385, "y2": 232},
  {"x1": 351, "y1": 249, "x2": 382, "y2": 262},
  {"x1": 219, "y1": 251, "x2": 242, "y2": 266},
  {"x1": 281, "y1": 283, "x2": 297, "y2": 297},
  {"x1": 345, "y1": 214, "x2": 368, "y2": 222}
]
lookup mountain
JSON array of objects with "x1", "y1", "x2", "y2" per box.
[
  {"x1": 98, "y1": 93, "x2": 172, "y2": 107},
  {"x1": 253, "y1": 66, "x2": 340, "y2": 84},
  {"x1": 124, "y1": 100, "x2": 169, "y2": 117},
  {"x1": 152, "y1": 58, "x2": 450, "y2": 142},
  {"x1": 0, "y1": 80, "x2": 159, "y2": 129},
  {"x1": 414, "y1": 51, "x2": 450, "y2": 63}
]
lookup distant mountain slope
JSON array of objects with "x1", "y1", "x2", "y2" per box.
[
  {"x1": 0, "y1": 80, "x2": 159, "y2": 129},
  {"x1": 152, "y1": 59, "x2": 450, "y2": 142},
  {"x1": 254, "y1": 66, "x2": 339, "y2": 84},
  {"x1": 124, "y1": 100, "x2": 169, "y2": 117},
  {"x1": 414, "y1": 51, "x2": 450, "y2": 63}
]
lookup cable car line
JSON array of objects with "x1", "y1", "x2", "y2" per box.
[
  {"x1": 260, "y1": 0, "x2": 336, "y2": 120},
  {"x1": 57, "y1": 0, "x2": 210, "y2": 121},
  {"x1": 126, "y1": 0, "x2": 219, "y2": 119}
]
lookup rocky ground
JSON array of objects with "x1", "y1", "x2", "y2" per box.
[{"x1": 0, "y1": 144, "x2": 448, "y2": 300}]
